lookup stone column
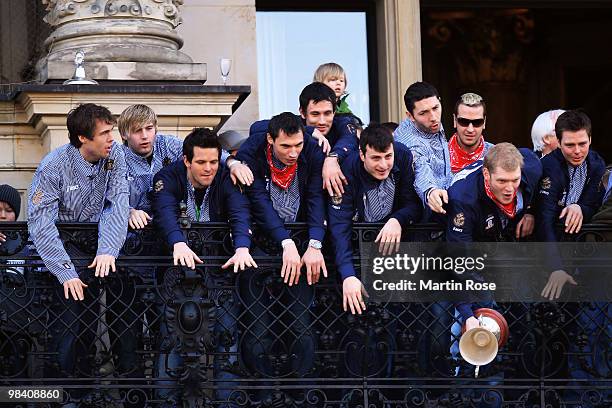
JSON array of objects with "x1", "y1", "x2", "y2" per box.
[
  {"x1": 376, "y1": 0, "x2": 422, "y2": 123},
  {"x1": 37, "y1": 0, "x2": 206, "y2": 81}
]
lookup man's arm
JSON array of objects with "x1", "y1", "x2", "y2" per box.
[
  {"x1": 221, "y1": 173, "x2": 257, "y2": 272},
  {"x1": 446, "y1": 196, "x2": 477, "y2": 320},
  {"x1": 535, "y1": 163, "x2": 564, "y2": 242},
  {"x1": 97, "y1": 147, "x2": 129, "y2": 258},
  {"x1": 152, "y1": 169, "x2": 185, "y2": 246},
  {"x1": 305, "y1": 145, "x2": 327, "y2": 242},
  {"x1": 327, "y1": 167, "x2": 357, "y2": 280},
  {"x1": 27, "y1": 169, "x2": 78, "y2": 284},
  {"x1": 330, "y1": 116, "x2": 359, "y2": 162},
  {"x1": 241, "y1": 165, "x2": 291, "y2": 245},
  {"x1": 222, "y1": 173, "x2": 253, "y2": 249},
  {"x1": 394, "y1": 129, "x2": 440, "y2": 203},
  {"x1": 388, "y1": 149, "x2": 423, "y2": 226}
]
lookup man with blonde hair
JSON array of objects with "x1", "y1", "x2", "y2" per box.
[
  {"x1": 446, "y1": 143, "x2": 542, "y2": 402},
  {"x1": 447, "y1": 143, "x2": 542, "y2": 322},
  {"x1": 530, "y1": 109, "x2": 564, "y2": 157},
  {"x1": 118, "y1": 104, "x2": 183, "y2": 229}
]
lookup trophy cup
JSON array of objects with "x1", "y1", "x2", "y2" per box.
[
  {"x1": 459, "y1": 308, "x2": 509, "y2": 377},
  {"x1": 63, "y1": 50, "x2": 98, "y2": 85}
]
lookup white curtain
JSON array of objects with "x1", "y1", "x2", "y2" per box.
[{"x1": 256, "y1": 11, "x2": 370, "y2": 124}]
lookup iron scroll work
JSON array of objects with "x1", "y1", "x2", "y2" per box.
[{"x1": 0, "y1": 222, "x2": 610, "y2": 407}]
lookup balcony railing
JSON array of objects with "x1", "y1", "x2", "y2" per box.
[{"x1": 0, "y1": 222, "x2": 610, "y2": 408}]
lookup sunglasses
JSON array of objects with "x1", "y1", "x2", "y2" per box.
[{"x1": 456, "y1": 117, "x2": 485, "y2": 128}]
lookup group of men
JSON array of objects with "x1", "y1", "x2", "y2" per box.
[{"x1": 2, "y1": 77, "x2": 609, "y2": 405}]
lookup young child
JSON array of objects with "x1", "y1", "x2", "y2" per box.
[{"x1": 313, "y1": 62, "x2": 364, "y2": 130}]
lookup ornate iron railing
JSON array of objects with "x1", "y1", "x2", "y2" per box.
[{"x1": 0, "y1": 222, "x2": 610, "y2": 408}]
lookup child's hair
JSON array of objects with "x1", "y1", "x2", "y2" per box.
[{"x1": 313, "y1": 62, "x2": 347, "y2": 88}]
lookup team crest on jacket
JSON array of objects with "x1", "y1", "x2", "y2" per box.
[
  {"x1": 163, "y1": 157, "x2": 171, "y2": 166},
  {"x1": 104, "y1": 159, "x2": 115, "y2": 171},
  {"x1": 154, "y1": 179, "x2": 164, "y2": 192},
  {"x1": 31, "y1": 189, "x2": 43, "y2": 205},
  {"x1": 540, "y1": 177, "x2": 551, "y2": 190},
  {"x1": 453, "y1": 212, "x2": 465, "y2": 227}
]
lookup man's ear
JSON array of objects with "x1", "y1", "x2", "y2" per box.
[
  {"x1": 359, "y1": 149, "x2": 365, "y2": 163},
  {"x1": 406, "y1": 111, "x2": 414, "y2": 121},
  {"x1": 78, "y1": 135, "x2": 88, "y2": 145},
  {"x1": 266, "y1": 133, "x2": 274, "y2": 145},
  {"x1": 183, "y1": 155, "x2": 190, "y2": 167},
  {"x1": 299, "y1": 107, "x2": 306, "y2": 120},
  {"x1": 482, "y1": 167, "x2": 491, "y2": 183}
]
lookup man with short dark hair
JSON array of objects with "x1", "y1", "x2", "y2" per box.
[
  {"x1": 536, "y1": 110, "x2": 605, "y2": 243},
  {"x1": 299, "y1": 82, "x2": 359, "y2": 196},
  {"x1": 534, "y1": 110, "x2": 608, "y2": 403},
  {"x1": 27, "y1": 103, "x2": 129, "y2": 381},
  {"x1": 394, "y1": 81, "x2": 451, "y2": 216},
  {"x1": 153, "y1": 128, "x2": 255, "y2": 270},
  {"x1": 236, "y1": 112, "x2": 325, "y2": 401},
  {"x1": 225, "y1": 82, "x2": 354, "y2": 195},
  {"x1": 328, "y1": 124, "x2": 422, "y2": 314},
  {"x1": 152, "y1": 128, "x2": 254, "y2": 407},
  {"x1": 28, "y1": 103, "x2": 129, "y2": 299}
]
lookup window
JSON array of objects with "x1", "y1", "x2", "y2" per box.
[{"x1": 256, "y1": 10, "x2": 371, "y2": 124}]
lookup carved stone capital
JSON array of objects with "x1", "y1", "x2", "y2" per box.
[
  {"x1": 42, "y1": 0, "x2": 184, "y2": 27},
  {"x1": 37, "y1": 0, "x2": 203, "y2": 81}
]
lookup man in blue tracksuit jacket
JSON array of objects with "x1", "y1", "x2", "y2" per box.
[
  {"x1": 447, "y1": 145, "x2": 542, "y2": 319},
  {"x1": 328, "y1": 124, "x2": 422, "y2": 313},
  {"x1": 446, "y1": 143, "x2": 542, "y2": 403},
  {"x1": 235, "y1": 112, "x2": 325, "y2": 402},
  {"x1": 225, "y1": 82, "x2": 358, "y2": 198},
  {"x1": 327, "y1": 124, "x2": 421, "y2": 384},
  {"x1": 534, "y1": 110, "x2": 608, "y2": 404},
  {"x1": 152, "y1": 128, "x2": 255, "y2": 408},
  {"x1": 535, "y1": 114, "x2": 605, "y2": 243}
]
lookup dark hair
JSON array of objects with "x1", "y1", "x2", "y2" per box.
[
  {"x1": 381, "y1": 122, "x2": 399, "y2": 134},
  {"x1": 403, "y1": 81, "x2": 440, "y2": 114},
  {"x1": 67, "y1": 103, "x2": 115, "y2": 148},
  {"x1": 182, "y1": 128, "x2": 222, "y2": 162},
  {"x1": 360, "y1": 124, "x2": 394, "y2": 155},
  {"x1": 268, "y1": 112, "x2": 305, "y2": 141},
  {"x1": 299, "y1": 82, "x2": 337, "y2": 113},
  {"x1": 555, "y1": 110, "x2": 592, "y2": 140}
]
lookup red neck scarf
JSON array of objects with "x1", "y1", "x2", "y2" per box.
[
  {"x1": 449, "y1": 133, "x2": 486, "y2": 173},
  {"x1": 484, "y1": 176, "x2": 517, "y2": 219},
  {"x1": 266, "y1": 144, "x2": 298, "y2": 190}
]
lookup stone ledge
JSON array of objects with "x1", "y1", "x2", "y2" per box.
[{"x1": 40, "y1": 61, "x2": 208, "y2": 83}]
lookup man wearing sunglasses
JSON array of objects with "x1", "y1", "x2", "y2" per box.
[{"x1": 449, "y1": 93, "x2": 493, "y2": 177}]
